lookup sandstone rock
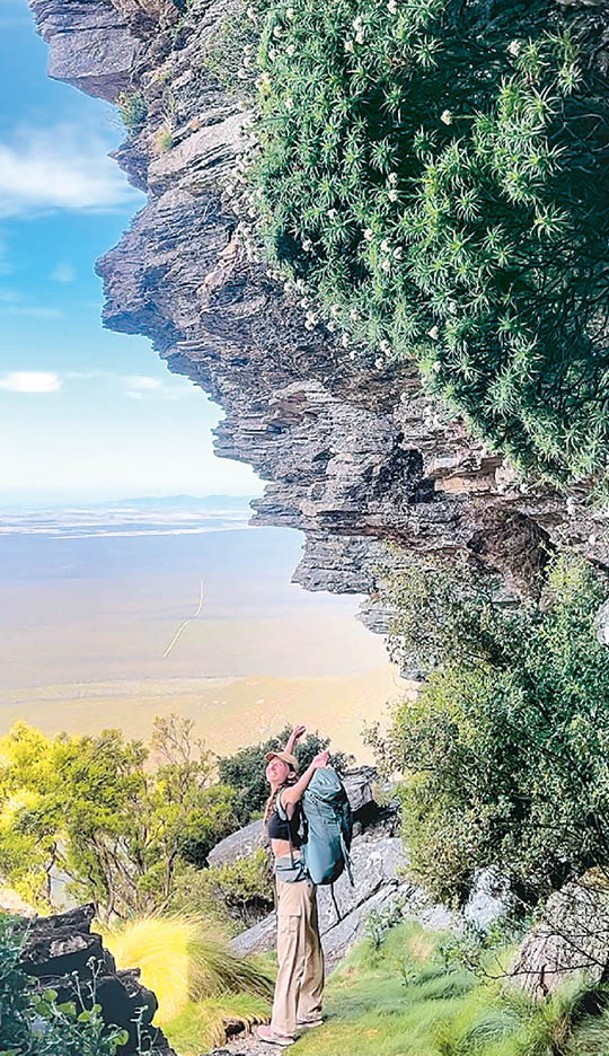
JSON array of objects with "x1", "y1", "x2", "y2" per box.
[
  {"x1": 208, "y1": 767, "x2": 380, "y2": 868},
  {"x1": 230, "y1": 825, "x2": 453, "y2": 970},
  {"x1": 207, "y1": 819, "x2": 266, "y2": 868},
  {"x1": 29, "y1": 0, "x2": 609, "y2": 620},
  {"x1": 17, "y1": 905, "x2": 176, "y2": 1055},
  {"x1": 511, "y1": 873, "x2": 609, "y2": 997}
]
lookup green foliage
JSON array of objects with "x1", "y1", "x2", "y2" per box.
[
  {"x1": 293, "y1": 919, "x2": 609, "y2": 1056},
  {"x1": 0, "y1": 913, "x2": 132, "y2": 1056},
  {"x1": 116, "y1": 90, "x2": 147, "y2": 133},
  {"x1": 368, "y1": 553, "x2": 609, "y2": 907},
  {"x1": 0, "y1": 715, "x2": 239, "y2": 918},
  {"x1": 169, "y1": 850, "x2": 274, "y2": 931},
  {"x1": 230, "y1": 0, "x2": 609, "y2": 486},
  {"x1": 217, "y1": 725, "x2": 350, "y2": 823}
]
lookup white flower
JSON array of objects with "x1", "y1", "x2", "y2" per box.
[
  {"x1": 285, "y1": 96, "x2": 294, "y2": 110},
  {"x1": 237, "y1": 68, "x2": 249, "y2": 79},
  {"x1": 246, "y1": 5, "x2": 256, "y2": 19},
  {"x1": 327, "y1": 320, "x2": 336, "y2": 332},
  {"x1": 387, "y1": 0, "x2": 397, "y2": 12},
  {"x1": 364, "y1": 228, "x2": 373, "y2": 241},
  {"x1": 508, "y1": 39, "x2": 521, "y2": 57},
  {"x1": 355, "y1": 30, "x2": 365, "y2": 44},
  {"x1": 589, "y1": 532, "x2": 597, "y2": 545},
  {"x1": 299, "y1": 297, "x2": 310, "y2": 308},
  {"x1": 381, "y1": 258, "x2": 391, "y2": 272},
  {"x1": 349, "y1": 349, "x2": 356, "y2": 360},
  {"x1": 243, "y1": 44, "x2": 253, "y2": 55},
  {"x1": 393, "y1": 246, "x2": 403, "y2": 260},
  {"x1": 344, "y1": 39, "x2": 354, "y2": 53},
  {"x1": 447, "y1": 300, "x2": 457, "y2": 314},
  {"x1": 305, "y1": 311, "x2": 318, "y2": 326},
  {"x1": 286, "y1": 43, "x2": 296, "y2": 56},
  {"x1": 268, "y1": 47, "x2": 276, "y2": 59},
  {"x1": 273, "y1": 24, "x2": 283, "y2": 37},
  {"x1": 388, "y1": 172, "x2": 398, "y2": 185},
  {"x1": 440, "y1": 109, "x2": 453, "y2": 126},
  {"x1": 380, "y1": 339, "x2": 391, "y2": 353},
  {"x1": 349, "y1": 308, "x2": 359, "y2": 321},
  {"x1": 432, "y1": 360, "x2": 442, "y2": 372},
  {"x1": 286, "y1": 6, "x2": 295, "y2": 17},
  {"x1": 352, "y1": 15, "x2": 362, "y2": 29},
  {"x1": 380, "y1": 239, "x2": 390, "y2": 252},
  {"x1": 428, "y1": 325, "x2": 440, "y2": 340},
  {"x1": 302, "y1": 238, "x2": 313, "y2": 252},
  {"x1": 341, "y1": 334, "x2": 350, "y2": 348},
  {"x1": 328, "y1": 208, "x2": 337, "y2": 219},
  {"x1": 388, "y1": 189, "x2": 398, "y2": 202},
  {"x1": 374, "y1": 357, "x2": 384, "y2": 369}
]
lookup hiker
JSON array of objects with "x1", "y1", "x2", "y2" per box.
[{"x1": 256, "y1": 724, "x2": 329, "y2": 1048}]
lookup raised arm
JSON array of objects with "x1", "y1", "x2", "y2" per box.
[
  {"x1": 284, "y1": 723, "x2": 307, "y2": 755},
  {"x1": 281, "y1": 750, "x2": 330, "y2": 806}
]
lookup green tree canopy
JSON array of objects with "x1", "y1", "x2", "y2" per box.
[
  {"x1": 368, "y1": 555, "x2": 609, "y2": 908},
  {"x1": 0, "y1": 716, "x2": 238, "y2": 918}
]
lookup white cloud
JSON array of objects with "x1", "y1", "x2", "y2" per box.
[
  {"x1": 0, "y1": 306, "x2": 63, "y2": 319},
  {"x1": 0, "y1": 371, "x2": 62, "y2": 393},
  {"x1": 50, "y1": 262, "x2": 76, "y2": 283},
  {"x1": 0, "y1": 125, "x2": 142, "y2": 216},
  {"x1": 125, "y1": 376, "x2": 163, "y2": 391}
]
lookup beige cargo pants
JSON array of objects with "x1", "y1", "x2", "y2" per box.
[{"x1": 270, "y1": 875, "x2": 325, "y2": 1038}]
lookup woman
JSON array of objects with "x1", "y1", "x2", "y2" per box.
[{"x1": 256, "y1": 724, "x2": 329, "y2": 1047}]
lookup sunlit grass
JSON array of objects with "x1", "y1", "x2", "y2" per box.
[
  {"x1": 292, "y1": 923, "x2": 609, "y2": 1056},
  {"x1": 101, "y1": 915, "x2": 273, "y2": 1054}
]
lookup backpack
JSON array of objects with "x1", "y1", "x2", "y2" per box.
[{"x1": 300, "y1": 767, "x2": 354, "y2": 888}]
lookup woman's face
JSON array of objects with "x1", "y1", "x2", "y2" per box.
[{"x1": 266, "y1": 756, "x2": 290, "y2": 786}]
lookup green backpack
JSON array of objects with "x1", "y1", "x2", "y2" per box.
[{"x1": 300, "y1": 767, "x2": 354, "y2": 888}]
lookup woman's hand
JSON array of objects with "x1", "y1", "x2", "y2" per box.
[
  {"x1": 312, "y1": 749, "x2": 330, "y2": 769},
  {"x1": 285, "y1": 724, "x2": 307, "y2": 754}
]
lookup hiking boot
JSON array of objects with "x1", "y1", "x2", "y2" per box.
[{"x1": 255, "y1": 1025, "x2": 296, "y2": 1047}]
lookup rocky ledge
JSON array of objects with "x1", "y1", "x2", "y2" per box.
[
  {"x1": 28, "y1": 0, "x2": 609, "y2": 618},
  {"x1": 16, "y1": 904, "x2": 175, "y2": 1055}
]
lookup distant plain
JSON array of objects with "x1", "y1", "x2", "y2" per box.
[{"x1": 0, "y1": 501, "x2": 407, "y2": 758}]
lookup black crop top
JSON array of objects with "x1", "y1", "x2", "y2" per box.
[{"x1": 266, "y1": 794, "x2": 302, "y2": 847}]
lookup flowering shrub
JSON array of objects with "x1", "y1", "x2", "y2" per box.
[{"x1": 223, "y1": 0, "x2": 609, "y2": 486}]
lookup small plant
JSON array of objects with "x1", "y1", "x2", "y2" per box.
[
  {"x1": 0, "y1": 914, "x2": 133, "y2": 1056},
  {"x1": 117, "y1": 90, "x2": 148, "y2": 133},
  {"x1": 154, "y1": 124, "x2": 174, "y2": 153},
  {"x1": 364, "y1": 894, "x2": 408, "y2": 949}
]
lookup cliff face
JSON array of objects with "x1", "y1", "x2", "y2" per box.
[{"x1": 30, "y1": 0, "x2": 609, "y2": 613}]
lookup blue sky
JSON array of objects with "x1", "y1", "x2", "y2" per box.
[{"x1": 0, "y1": 0, "x2": 260, "y2": 504}]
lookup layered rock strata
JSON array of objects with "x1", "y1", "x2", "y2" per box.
[
  {"x1": 17, "y1": 904, "x2": 175, "y2": 1056},
  {"x1": 30, "y1": 0, "x2": 609, "y2": 611}
]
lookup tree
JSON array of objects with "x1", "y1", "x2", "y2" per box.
[
  {"x1": 367, "y1": 554, "x2": 609, "y2": 908},
  {"x1": 0, "y1": 716, "x2": 239, "y2": 919}
]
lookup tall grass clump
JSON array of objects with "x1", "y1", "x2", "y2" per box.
[
  {"x1": 293, "y1": 921, "x2": 609, "y2": 1056},
  {"x1": 232, "y1": 0, "x2": 609, "y2": 488},
  {"x1": 101, "y1": 916, "x2": 273, "y2": 1055}
]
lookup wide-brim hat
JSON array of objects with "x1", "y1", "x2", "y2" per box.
[{"x1": 265, "y1": 750, "x2": 300, "y2": 773}]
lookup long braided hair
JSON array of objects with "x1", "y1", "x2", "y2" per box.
[{"x1": 263, "y1": 769, "x2": 297, "y2": 825}]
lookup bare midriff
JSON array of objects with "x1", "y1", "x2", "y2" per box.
[{"x1": 270, "y1": 837, "x2": 299, "y2": 859}]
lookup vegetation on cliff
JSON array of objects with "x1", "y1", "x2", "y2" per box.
[
  {"x1": 368, "y1": 554, "x2": 609, "y2": 909},
  {"x1": 213, "y1": 0, "x2": 609, "y2": 489}
]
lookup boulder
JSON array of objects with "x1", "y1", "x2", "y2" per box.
[
  {"x1": 230, "y1": 825, "x2": 453, "y2": 969},
  {"x1": 511, "y1": 872, "x2": 609, "y2": 997},
  {"x1": 208, "y1": 766, "x2": 380, "y2": 868},
  {"x1": 207, "y1": 819, "x2": 266, "y2": 868},
  {"x1": 17, "y1": 905, "x2": 176, "y2": 1056}
]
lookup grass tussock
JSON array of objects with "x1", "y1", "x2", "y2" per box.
[
  {"x1": 100, "y1": 915, "x2": 273, "y2": 1054},
  {"x1": 294, "y1": 923, "x2": 609, "y2": 1056}
]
